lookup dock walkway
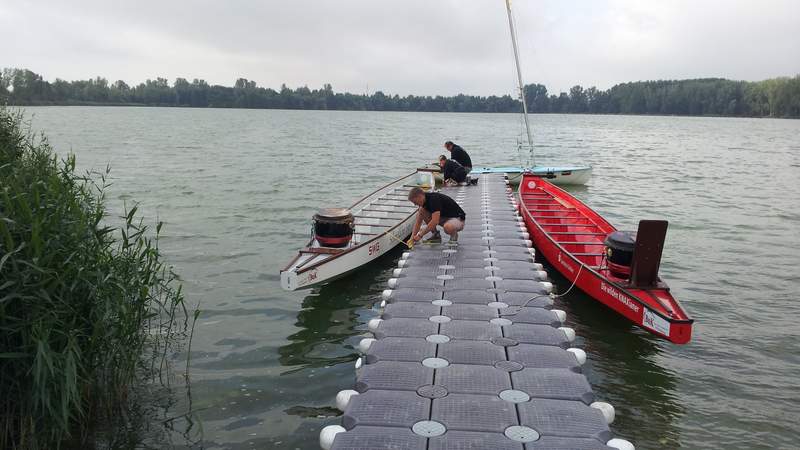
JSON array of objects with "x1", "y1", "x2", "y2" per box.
[{"x1": 320, "y1": 175, "x2": 633, "y2": 450}]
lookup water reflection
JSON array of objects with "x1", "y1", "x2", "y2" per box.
[
  {"x1": 542, "y1": 257, "x2": 683, "y2": 449},
  {"x1": 277, "y1": 248, "x2": 403, "y2": 412}
]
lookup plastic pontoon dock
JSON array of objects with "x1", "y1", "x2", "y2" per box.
[{"x1": 320, "y1": 175, "x2": 634, "y2": 450}]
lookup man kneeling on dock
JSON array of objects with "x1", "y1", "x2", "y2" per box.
[
  {"x1": 407, "y1": 187, "x2": 466, "y2": 243},
  {"x1": 438, "y1": 155, "x2": 467, "y2": 186}
]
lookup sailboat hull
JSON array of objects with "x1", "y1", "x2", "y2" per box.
[
  {"x1": 475, "y1": 166, "x2": 593, "y2": 186},
  {"x1": 418, "y1": 165, "x2": 592, "y2": 186}
]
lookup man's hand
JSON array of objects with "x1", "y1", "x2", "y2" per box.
[{"x1": 413, "y1": 232, "x2": 423, "y2": 242}]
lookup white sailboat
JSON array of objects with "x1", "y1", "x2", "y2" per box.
[{"x1": 473, "y1": 0, "x2": 592, "y2": 186}]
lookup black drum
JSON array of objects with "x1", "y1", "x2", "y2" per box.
[
  {"x1": 313, "y1": 208, "x2": 354, "y2": 248},
  {"x1": 604, "y1": 231, "x2": 636, "y2": 278}
]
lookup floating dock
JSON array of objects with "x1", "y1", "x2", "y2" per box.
[{"x1": 320, "y1": 175, "x2": 634, "y2": 450}]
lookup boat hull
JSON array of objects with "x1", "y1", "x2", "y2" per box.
[
  {"x1": 528, "y1": 230, "x2": 692, "y2": 344},
  {"x1": 418, "y1": 165, "x2": 592, "y2": 186},
  {"x1": 281, "y1": 171, "x2": 434, "y2": 291},
  {"x1": 518, "y1": 175, "x2": 693, "y2": 344},
  {"x1": 281, "y1": 214, "x2": 416, "y2": 290},
  {"x1": 503, "y1": 166, "x2": 592, "y2": 186}
]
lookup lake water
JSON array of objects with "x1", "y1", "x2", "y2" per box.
[{"x1": 21, "y1": 107, "x2": 800, "y2": 449}]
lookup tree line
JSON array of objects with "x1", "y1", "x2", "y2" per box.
[{"x1": 2, "y1": 68, "x2": 798, "y2": 118}]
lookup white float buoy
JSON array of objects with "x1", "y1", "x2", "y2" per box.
[
  {"x1": 540, "y1": 281, "x2": 553, "y2": 292},
  {"x1": 591, "y1": 401, "x2": 616, "y2": 424},
  {"x1": 558, "y1": 327, "x2": 576, "y2": 342},
  {"x1": 606, "y1": 438, "x2": 634, "y2": 450},
  {"x1": 567, "y1": 348, "x2": 587, "y2": 365},
  {"x1": 520, "y1": 231, "x2": 530, "y2": 239},
  {"x1": 379, "y1": 300, "x2": 386, "y2": 308},
  {"x1": 381, "y1": 289, "x2": 393, "y2": 300},
  {"x1": 535, "y1": 270, "x2": 548, "y2": 280},
  {"x1": 368, "y1": 318, "x2": 383, "y2": 331},
  {"x1": 354, "y1": 357, "x2": 362, "y2": 369},
  {"x1": 335, "y1": 390, "x2": 359, "y2": 411},
  {"x1": 397, "y1": 259, "x2": 407, "y2": 268},
  {"x1": 401, "y1": 252, "x2": 410, "y2": 259},
  {"x1": 320, "y1": 425, "x2": 345, "y2": 450},
  {"x1": 358, "y1": 338, "x2": 376, "y2": 353},
  {"x1": 387, "y1": 278, "x2": 398, "y2": 288},
  {"x1": 392, "y1": 268, "x2": 402, "y2": 277},
  {"x1": 551, "y1": 309, "x2": 567, "y2": 323}
]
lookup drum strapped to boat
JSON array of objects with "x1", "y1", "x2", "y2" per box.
[
  {"x1": 604, "y1": 231, "x2": 636, "y2": 278},
  {"x1": 313, "y1": 208, "x2": 355, "y2": 248}
]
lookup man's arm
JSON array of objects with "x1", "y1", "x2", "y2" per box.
[
  {"x1": 441, "y1": 162, "x2": 454, "y2": 184},
  {"x1": 411, "y1": 207, "x2": 423, "y2": 237},
  {"x1": 414, "y1": 211, "x2": 440, "y2": 241}
]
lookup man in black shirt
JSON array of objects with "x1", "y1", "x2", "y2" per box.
[
  {"x1": 438, "y1": 155, "x2": 467, "y2": 185},
  {"x1": 407, "y1": 187, "x2": 466, "y2": 242},
  {"x1": 444, "y1": 141, "x2": 472, "y2": 172}
]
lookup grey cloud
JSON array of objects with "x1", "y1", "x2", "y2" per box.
[{"x1": 2, "y1": 0, "x2": 798, "y2": 96}]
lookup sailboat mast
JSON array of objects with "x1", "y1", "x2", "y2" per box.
[{"x1": 505, "y1": 0, "x2": 534, "y2": 166}]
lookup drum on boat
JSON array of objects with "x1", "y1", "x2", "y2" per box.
[
  {"x1": 313, "y1": 208, "x2": 354, "y2": 248},
  {"x1": 604, "y1": 231, "x2": 636, "y2": 278}
]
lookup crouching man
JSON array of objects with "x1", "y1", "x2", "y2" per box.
[{"x1": 407, "y1": 187, "x2": 466, "y2": 243}]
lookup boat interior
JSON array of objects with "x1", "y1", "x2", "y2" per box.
[
  {"x1": 293, "y1": 172, "x2": 432, "y2": 266},
  {"x1": 520, "y1": 179, "x2": 690, "y2": 321}
]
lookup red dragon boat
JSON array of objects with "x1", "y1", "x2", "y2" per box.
[{"x1": 518, "y1": 174, "x2": 693, "y2": 344}]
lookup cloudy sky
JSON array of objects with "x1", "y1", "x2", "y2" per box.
[{"x1": 2, "y1": 0, "x2": 798, "y2": 96}]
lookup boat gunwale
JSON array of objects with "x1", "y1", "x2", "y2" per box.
[
  {"x1": 281, "y1": 171, "x2": 430, "y2": 275},
  {"x1": 519, "y1": 175, "x2": 693, "y2": 325}
]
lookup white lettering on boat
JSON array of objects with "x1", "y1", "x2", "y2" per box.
[
  {"x1": 643, "y1": 309, "x2": 671, "y2": 336},
  {"x1": 600, "y1": 281, "x2": 640, "y2": 313},
  {"x1": 557, "y1": 252, "x2": 576, "y2": 274}
]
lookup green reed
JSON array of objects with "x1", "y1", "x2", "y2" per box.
[{"x1": 0, "y1": 107, "x2": 189, "y2": 449}]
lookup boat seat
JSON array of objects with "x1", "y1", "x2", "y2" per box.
[
  {"x1": 300, "y1": 247, "x2": 345, "y2": 255},
  {"x1": 360, "y1": 208, "x2": 408, "y2": 214},
  {"x1": 354, "y1": 222, "x2": 393, "y2": 227},
  {"x1": 549, "y1": 232, "x2": 607, "y2": 235},
  {"x1": 532, "y1": 216, "x2": 586, "y2": 220}
]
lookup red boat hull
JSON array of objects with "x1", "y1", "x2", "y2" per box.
[{"x1": 518, "y1": 175, "x2": 693, "y2": 344}]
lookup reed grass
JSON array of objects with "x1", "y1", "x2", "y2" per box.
[{"x1": 0, "y1": 107, "x2": 189, "y2": 449}]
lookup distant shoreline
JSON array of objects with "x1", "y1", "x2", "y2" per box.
[
  {"x1": 3, "y1": 68, "x2": 799, "y2": 119},
  {"x1": 13, "y1": 102, "x2": 796, "y2": 120}
]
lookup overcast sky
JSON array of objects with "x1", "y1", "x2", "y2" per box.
[{"x1": 2, "y1": 0, "x2": 798, "y2": 96}]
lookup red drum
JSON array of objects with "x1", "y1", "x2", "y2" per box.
[
  {"x1": 313, "y1": 208, "x2": 354, "y2": 248},
  {"x1": 604, "y1": 231, "x2": 636, "y2": 278}
]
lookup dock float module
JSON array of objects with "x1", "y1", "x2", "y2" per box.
[{"x1": 321, "y1": 175, "x2": 635, "y2": 450}]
